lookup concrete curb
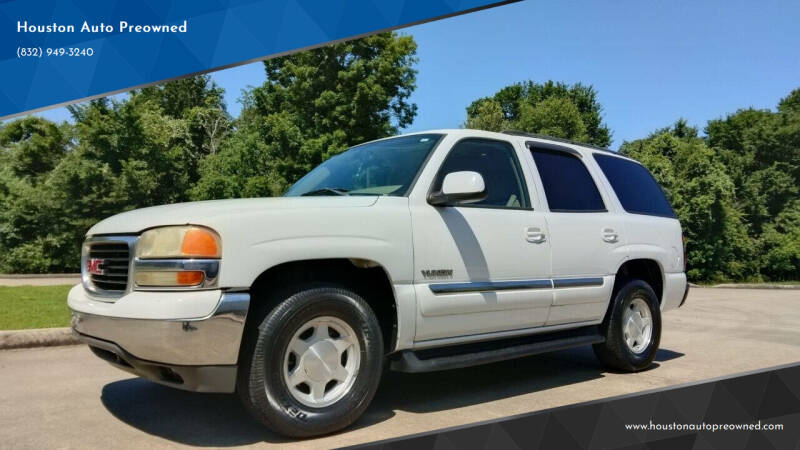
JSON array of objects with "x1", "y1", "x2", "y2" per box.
[
  {"x1": 0, "y1": 276, "x2": 80, "y2": 286},
  {"x1": 0, "y1": 273, "x2": 80, "y2": 279},
  {"x1": 695, "y1": 283, "x2": 800, "y2": 290},
  {"x1": 0, "y1": 327, "x2": 80, "y2": 350}
]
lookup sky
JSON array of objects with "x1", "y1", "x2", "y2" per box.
[{"x1": 35, "y1": 0, "x2": 800, "y2": 149}]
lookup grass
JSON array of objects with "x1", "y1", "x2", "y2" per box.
[{"x1": 0, "y1": 285, "x2": 73, "y2": 330}]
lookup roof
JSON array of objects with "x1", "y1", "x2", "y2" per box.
[
  {"x1": 500, "y1": 130, "x2": 620, "y2": 155},
  {"x1": 401, "y1": 128, "x2": 638, "y2": 161}
]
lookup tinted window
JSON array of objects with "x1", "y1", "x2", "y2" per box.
[
  {"x1": 593, "y1": 153, "x2": 676, "y2": 217},
  {"x1": 434, "y1": 139, "x2": 529, "y2": 209},
  {"x1": 532, "y1": 150, "x2": 605, "y2": 212}
]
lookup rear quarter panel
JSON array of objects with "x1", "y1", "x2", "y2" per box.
[
  {"x1": 622, "y1": 215, "x2": 683, "y2": 274},
  {"x1": 622, "y1": 214, "x2": 687, "y2": 310}
]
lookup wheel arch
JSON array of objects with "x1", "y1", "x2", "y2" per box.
[
  {"x1": 612, "y1": 258, "x2": 664, "y2": 303},
  {"x1": 244, "y1": 258, "x2": 399, "y2": 354}
]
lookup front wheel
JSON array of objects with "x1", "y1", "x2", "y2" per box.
[
  {"x1": 237, "y1": 285, "x2": 384, "y2": 438},
  {"x1": 593, "y1": 279, "x2": 661, "y2": 372}
]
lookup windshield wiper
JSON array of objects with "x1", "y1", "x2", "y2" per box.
[{"x1": 300, "y1": 187, "x2": 350, "y2": 196}]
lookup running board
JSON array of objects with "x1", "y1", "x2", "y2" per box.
[{"x1": 391, "y1": 326, "x2": 605, "y2": 373}]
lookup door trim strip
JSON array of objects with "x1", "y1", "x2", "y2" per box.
[
  {"x1": 552, "y1": 277, "x2": 604, "y2": 288},
  {"x1": 429, "y1": 279, "x2": 552, "y2": 294},
  {"x1": 428, "y1": 277, "x2": 604, "y2": 294}
]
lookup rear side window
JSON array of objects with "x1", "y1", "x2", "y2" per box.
[
  {"x1": 531, "y1": 150, "x2": 605, "y2": 212},
  {"x1": 593, "y1": 153, "x2": 676, "y2": 218}
]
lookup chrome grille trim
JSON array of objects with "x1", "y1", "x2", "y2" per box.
[
  {"x1": 133, "y1": 258, "x2": 220, "y2": 291},
  {"x1": 81, "y1": 235, "x2": 138, "y2": 299}
]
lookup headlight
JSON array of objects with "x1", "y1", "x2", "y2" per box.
[
  {"x1": 133, "y1": 225, "x2": 221, "y2": 289},
  {"x1": 136, "y1": 226, "x2": 221, "y2": 259}
]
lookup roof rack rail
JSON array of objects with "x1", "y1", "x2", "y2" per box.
[{"x1": 500, "y1": 130, "x2": 618, "y2": 154}]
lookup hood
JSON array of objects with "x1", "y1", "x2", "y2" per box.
[{"x1": 87, "y1": 196, "x2": 379, "y2": 235}]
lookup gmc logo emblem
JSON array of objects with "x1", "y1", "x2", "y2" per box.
[{"x1": 87, "y1": 258, "x2": 106, "y2": 276}]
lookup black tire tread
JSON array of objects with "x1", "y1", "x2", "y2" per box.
[
  {"x1": 593, "y1": 279, "x2": 661, "y2": 372},
  {"x1": 237, "y1": 284, "x2": 383, "y2": 438}
]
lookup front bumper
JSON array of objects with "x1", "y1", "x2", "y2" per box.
[
  {"x1": 77, "y1": 333, "x2": 240, "y2": 393},
  {"x1": 69, "y1": 286, "x2": 249, "y2": 392}
]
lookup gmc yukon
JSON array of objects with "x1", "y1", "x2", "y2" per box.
[{"x1": 69, "y1": 129, "x2": 689, "y2": 437}]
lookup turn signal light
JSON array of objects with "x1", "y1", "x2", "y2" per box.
[
  {"x1": 177, "y1": 271, "x2": 205, "y2": 286},
  {"x1": 181, "y1": 228, "x2": 220, "y2": 258},
  {"x1": 135, "y1": 271, "x2": 205, "y2": 287}
]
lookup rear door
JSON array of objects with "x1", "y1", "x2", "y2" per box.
[{"x1": 525, "y1": 143, "x2": 626, "y2": 325}]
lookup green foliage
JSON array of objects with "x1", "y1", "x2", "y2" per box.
[
  {"x1": 0, "y1": 36, "x2": 797, "y2": 283},
  {"x1": 621, "y1": 88, "x2": 800, "y2": 281},
  {"x1": 190, "y1": 117, "x2": 283, "y2": 199},
  {"x1": 465, "y1": 80, "x2": 611, "y2": 147},
  {"x1": 761, "y1": 200, "x2": 800, "y2": 280},
  {"x1": 0, "y1": 117, "x2": 69, "y2": 180},
  {"x1": 136, "y1": 77, "x2": 231, "y2": 181},
  {"x1": 0, "y1": 35, "x2": 418, "y2": 272},
  {"x1": 193, "y1": 32, "x2": 418, "y2": 199},
  {"x1": 517, "y1": 97, "x2": 588, "y2": 142},
  {"x1": 699, "y1": 89, "x2": 800, "y2": 280},
  {"x1": 0, "y1": 75, "x2": 228, "y2": 273},
  {"x1": 621, "y1": 122, "x2": 757, "y2": 281}
]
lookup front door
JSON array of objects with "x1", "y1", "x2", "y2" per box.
[{"x1": 410, "y1": 138, "x2": 553, "y2": 342}]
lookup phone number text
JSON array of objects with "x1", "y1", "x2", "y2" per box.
[{"x1": 17, "y1": 47, "x2": 95, "y2": 58}]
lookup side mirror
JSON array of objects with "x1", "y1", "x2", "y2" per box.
[{"x1": 428, "y1": 171, "x2": 487, "y2": 206}]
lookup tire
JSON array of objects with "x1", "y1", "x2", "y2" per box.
[
  {"x1": 593, "y1": 279, "x2": 661, "y2": 372},
  {"x1": 237, "y1": 285, "x2": 384, "y2": 438}
]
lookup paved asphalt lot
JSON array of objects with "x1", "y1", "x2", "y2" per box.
[{"x1": 1, "y1": 287, "x2": 799, "y2": 449}]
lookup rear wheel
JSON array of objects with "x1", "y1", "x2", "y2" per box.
[
  {"x1": 237, "y1": 285, "x2": 383, "y2": 438},
  {"x1": 593, "y1": 279, "x2": 661, "y2": 372}
]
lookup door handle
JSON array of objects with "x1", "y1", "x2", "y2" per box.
[
  {"x1": 602, "y1": 228, "x2": 619, "y2": 243},
  {"x1": 525, "y1": 227, "x2": 547, "y2": 244}
]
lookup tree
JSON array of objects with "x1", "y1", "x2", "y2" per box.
[
  {"x1": 621, "y1": 121, "x2": 757, "y2": 281},
  {"x1": 0, "y1": 117, "x2": 70, "y2": 180},
  {"x1": 761, "y1": 199, "x2": 800, "y2": 280},
  {"x1": 621, "y1": 88, "x2": 800, "y2": 282},
  {"x1": 704, "y1": 89, "x2": 800, "y2": 279},
  {"x1": 517, "y1": 97, "x2": 588, "y2": 142},
  {"x1": 0, "y1": 119, "x2": 75, "y2": 272},
  {"x1": 136, "y1": 75, "x2": 226, "y2": 119},
  {"x1": 463, "y1": 99, "x2": 507, "y2": 132},
  {"x1": 193, "y1": 32, "x2": 418, "y2": 199},
  {"x1": 465, "y1": 80, "x2": 611, "y2": 147},
  {"x1": 0, "y1": 61, "x2": 797, "y2": 282},
  {"x1": 133, "y1": 75, "x2": 230, "y2": 183},
  {"x1": 0, "y1": 76, "x2": 227, "y2": 273}
]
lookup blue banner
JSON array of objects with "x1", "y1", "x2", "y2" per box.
[{"x1": 0, "y1": 0, "x2": 514, "y2": 119}]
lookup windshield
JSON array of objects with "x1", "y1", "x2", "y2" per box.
[{"x1": 285, "y1": 134, "x2": 444, "y2": 197}]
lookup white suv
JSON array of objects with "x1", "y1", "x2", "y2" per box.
[{"x1": 69, "y1": 129, "x2": 688, "y2": 437}]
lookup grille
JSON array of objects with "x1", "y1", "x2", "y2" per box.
[{"x1": 87, "y1": 242, "x2": 131, "y2": 293}]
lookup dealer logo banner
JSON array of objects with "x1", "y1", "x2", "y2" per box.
[{"x1": 0, "y1": 0, "x2": 516, "y2": 120}]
